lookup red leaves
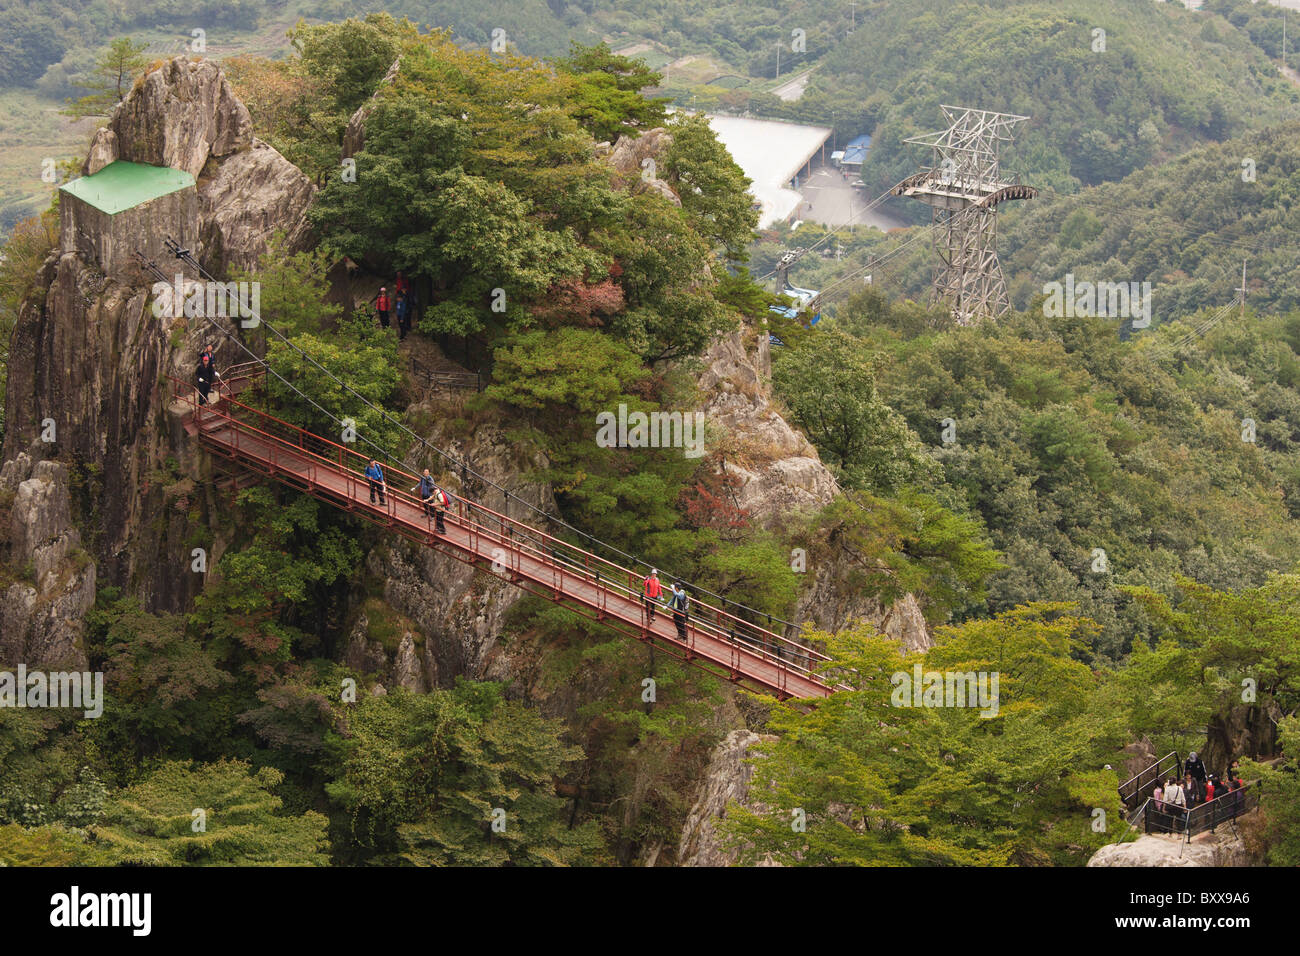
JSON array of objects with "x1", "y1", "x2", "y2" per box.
[
  {"x1": 529, "y1": 277, "x2": 624, "y2": 328},
  {"x1": 678, "y1": 466, "x2": 750, "y2": 533}
]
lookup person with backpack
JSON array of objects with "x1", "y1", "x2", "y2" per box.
[
  {"x1": 410, "y1": 468, "x2": 448, "y2": 534},
  {"x1": 195, "y1": 352, "x2": 221, "y2": 406},
  {"x1": 375, "y1": 287, "x2": 392, "y2": 330},
  {"x1": 395, "y1": 291, "x2": 411, "y2": 341},
  {"x1": 364, "y1": 459, "x2": 387, "y2": 506},
  {"x1": 668, "y1": 583, "x2": 690, "y2": 642},
  {"x1": 642, "y1": 569, "x2": 663, "y2": 623}
]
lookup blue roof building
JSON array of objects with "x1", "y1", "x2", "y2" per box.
[{"x1": 840, "y1": 134, "x2": 871, "y2": 169}]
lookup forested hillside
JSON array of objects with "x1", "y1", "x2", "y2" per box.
[
  {"x1": 1, "y1": 1, "x2": 1299, "y2": 877},
  {"x1": 776, "y1": 293, "x2": 1300, "y2": 662}
]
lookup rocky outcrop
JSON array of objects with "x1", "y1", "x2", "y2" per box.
[
  {"x1": 697, "y1": 329, "x2": 836, "y2": 528},
  {"x1": 1087, "y1": 831, "x2": 1250, "y2": 867},
  {"x1": 692, "y1": 328, "x2": 932, "y2": 652},
  {"x1": 79, "y1": 56, "x2": 314, "y2": 276},
  {"x1": 341, "y1": 611, "x2": 434, "y2": 694},
  {"x1": 792, "y1": 565, "x2": 932, "y2": 654},
  {"x1": 3, "y1": 56, "x2": 312, "y2": 614},
  {"x1": 349, "y1": 413, "x2": 561, "y2": 693},
  {"x1": 1202, "y1": 703, "x2": 1282, "y2": 773},
  {"x1": 197, "y1": 140, "x2": 315, "y2": 274},
  {"x1": 86, "y1": 57, "x2": 253, "y2": 178},
  {"x1": 1, "y1": 451, "x2": 94, "y2": 670},
  {"x1": 607, "y1": 128, "x2": 680, "y2": 205},
  {"x1": 678, "y1": 729, "x2": 778, "y2": 867}
]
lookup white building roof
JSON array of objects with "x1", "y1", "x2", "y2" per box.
[{"x1": 691, "y1": 113, "x2": 832, "y2": 228}]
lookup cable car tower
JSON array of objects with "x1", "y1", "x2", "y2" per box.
[{"x1": 892, "y1": 105, "x2": 1036, "y2": 324}]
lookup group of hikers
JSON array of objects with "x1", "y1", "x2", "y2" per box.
[
  {"x1": 362, "y1": 459, "x2": 449, "y2": 533},
  {"x1": 372, "y1": 272, "x2": 417, "y2": 341},
  {"x1": 641, "y1": 569, "x2": 692, "y2": 641},
  {"x1": 1152, "y1": 752, "x2": 1247, "y2": 824}
]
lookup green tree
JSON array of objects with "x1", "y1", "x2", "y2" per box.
[
  {"x1": 552, "y1": 42, "x2": 667, "y2": 143},
  {"x1": 772, "y1": 330, "x2": 933, "y2": 493},
  {"x1": 723, "y1": 606, "x2": 1125, "y2": 866},
  {"x1": 92, "y1": 760, "x2": 329, "y2": 865},
  {"x1": 324, "y1": 682, "x2": 600, "y2": 865},
  {"x1": 66, "y1": 37, "x2": 148, "y2": 117},
  {"x1": 662, "y1": 113, "x2": 759, "y2": 261}
]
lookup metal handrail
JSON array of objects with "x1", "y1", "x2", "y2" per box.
[
  {"x1": 168, "y1": 375, "x2": 837, "y2": 693},
  {"x1": 1118, "y1": 751, "x2": 1181, "y2": 807},
  {"x1": 1139, "y1": 779, "x2": 1260, "y2": 842},
  {"x1": 1181, "y1": 780, "x2": 1260, "y2": 840}
]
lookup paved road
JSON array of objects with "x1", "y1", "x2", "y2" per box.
[{"x1": 796, "y1": 164, "x2": 908, "y2": 230}]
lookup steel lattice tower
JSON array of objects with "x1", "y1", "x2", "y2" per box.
[{"x1": 892, "y1": 105, "x2": 1037, "y2": 324}]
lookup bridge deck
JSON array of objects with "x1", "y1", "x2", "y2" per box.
[{"x1": 179, "y1": 384, "x2": 835, "y2": 700}]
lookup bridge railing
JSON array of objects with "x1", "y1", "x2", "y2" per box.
[
  {"x1": 1139, "y1": 780, "x2": 1260, "y2": 841},
  {"x1": 1118, "y1": 751, "x2": 1181, "y2": 810},
  {"x1": 1183, "y1": 780, "x2": 1260, "y2": 839},
  {"x1": 168, "y1": 375, "x2": 837, "y2": 695}
]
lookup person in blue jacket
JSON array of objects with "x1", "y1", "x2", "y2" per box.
[
  {"x1": 395, "y1": 291, "x2": 411, "y2": 341},
  {"x1": 364, "y1": 459, "x2": 387, "y2": 506}
]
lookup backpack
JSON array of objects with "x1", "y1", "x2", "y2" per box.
[{"x1": 435, "y1": 488, "x2": 450, "y2": 508}]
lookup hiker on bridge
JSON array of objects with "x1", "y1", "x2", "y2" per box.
[
  {"x1": 668, "y1": 582, "x2": 690, "y2": 642},
  {"x1": 374, "y1": 287, "x2": 392, "y2": 330},
  {"x1": 410, "y1": 468, "x2": 448, "y2": 534},
  {"x1": 1185, "y1": 751, "x2": 1207, "y2": 786},
  {"x1": 642, "y1": 569, "x2": 663, "y2": 623},
  {"x1": 364, "y1": 459, "x2": 387, "y2": 506},
  {"x1": 195, "y1": 353, "x2": 222, "y2": 406}
]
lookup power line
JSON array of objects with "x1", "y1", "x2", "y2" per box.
[{"x1": 755, "y1": 173, "x2": 918, "y2": 283}]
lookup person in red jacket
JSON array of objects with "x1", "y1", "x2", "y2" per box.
[
  {"x1": 375, "y1": 286, "x2": 392, "y2": 329},
  {"x1": 643, "y1": 569, "x2": 663, "y2": 623}
]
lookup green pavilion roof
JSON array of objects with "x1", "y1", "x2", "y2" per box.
[{"x1": 59, "y1": 160, "x2": 195, "y2": 215}]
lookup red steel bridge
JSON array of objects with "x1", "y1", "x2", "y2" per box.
[{"x1": 170, "y1": 370, "x2": 837, "y2": 699}]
